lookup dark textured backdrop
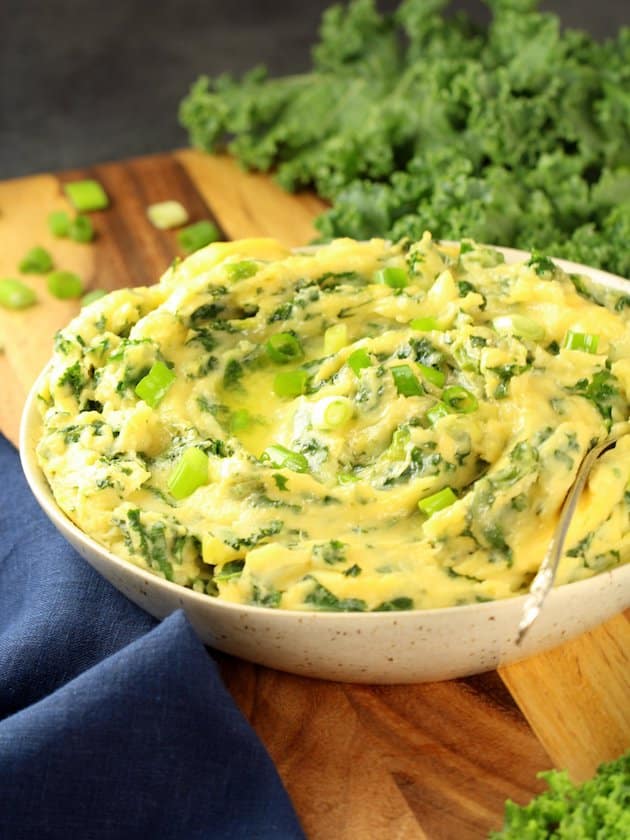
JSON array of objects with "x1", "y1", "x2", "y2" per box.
[{"x1": 0, "y1": 0, "x2": 627, "y2": 179}]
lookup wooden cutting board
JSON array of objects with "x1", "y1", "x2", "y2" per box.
[{"x1": 1, "y1": 151, "x2": 628, "y2": 839}]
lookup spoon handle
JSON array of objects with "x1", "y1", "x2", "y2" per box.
[{"x1": 516, "y1": 436, "x2": 621, "y2": 645}]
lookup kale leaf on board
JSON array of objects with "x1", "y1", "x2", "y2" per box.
[
  {"x1": 490, "y1": 751, "x2": 630, "y2": 839},
  {"x1": 180, "y1": 0, "x2": 630, "y2": 278}
]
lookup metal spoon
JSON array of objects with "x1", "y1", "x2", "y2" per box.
[{"x1": 516, "y1": 430, "x2": 627, "y2": 644}]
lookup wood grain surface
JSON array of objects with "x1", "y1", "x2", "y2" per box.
[{"x1": 1, "y1": 150, "x2": 628, "y2": 838}]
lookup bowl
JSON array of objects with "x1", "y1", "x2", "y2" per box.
[{"x1": 20, "y1": 247, "x2": 630, "y2": 683}]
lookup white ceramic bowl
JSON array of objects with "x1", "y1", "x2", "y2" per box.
[{"x1": 20, "y1": 248, "x2": 630, "y2": 683}]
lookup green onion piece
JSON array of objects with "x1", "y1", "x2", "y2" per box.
[
  {"x1": 177, "y1": 220, "x2": 220, "y2": 254},
  {"x1": 418, "y1": 486, "x2": 457, "y2": 516},
  {"x1": 426, "y1": 401, "x2": 450, "y2": 425},
  {"x1": 48, "y1": 210, "x2": 71, "y2": 237},
  {"x1": 68, "y1": 214, "x2": 95, "y2": 243},
  {"x1": 147, "y1": 200, "x2": 189, "y2": 230},
  {"x1": 0, "y1": 278, "x2": 37, "y2": 309},
  {"x1": 262, "y1": 444, "x2": 309, "y2": 473},
  {"x1": 417, "y1": 363, "x2": 446, "y2": 388},
  {"x1": 47, "y1": 270, "x2": 84, "y2": 299},
  {"x1": 375, "y1": 266, "x2": 408, "y2": 289},
  {"x1": 63, "y1": 179, "x2": 109, "y2": 212},
  {"x1": 226, "y1": 260, "x2": 259, "y2": 281},
  {"x1": 563, "y1": 330, "x2": 600, "y2": 354},
  {"x1": 134, "y1": 361, "x2": 176, "y2": 407},
  {"x1": 273, "y1": 369, "x2": 308, "y2": 398},
  {"x1": 493, "y1": 314, "x2": 545, "y2": 341},
  {"x1": 410, "y1": 316, "x2": 440, "y2": 331},
  {"x1": 266, "y1": 332, "x2": 303, "y2": 364},
  {"x1": 391, "y1": 364, "x2": 423, "y2": 397},
  {"x1": 19, "y1": 246, "x2": 53, "y2": 274},
  {"x1": 443, "y1": 385, "x2": 478, "y2": 413},
  {"x1": 324, "y1": 323, "x2": 348, "y2": 355},
  {"x1": 337, "y1": 472, "x2": 359, "y2": 485},
  {"x1": 168, "y1": 447, "x2": 209, "y2": 500},
  {"x1": 347, "y1": 348, "x2": 371, "y2": 376},
  {"x1": 312, "y1": 396, "x2": 353, "y2": 430},
  {"x1": 81, "y1": 289, "x2": 107, "y2": 307},
  {"x1": 229, "y1": 408, "x2": 251, "y2": 432}
]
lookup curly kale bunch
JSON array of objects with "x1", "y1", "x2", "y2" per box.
[
  {"x1": 180, "y1": 0, "x2": 630, "y2": 278},
  {"x1": 491, "y1": 751, "x2": 630, "y2": 839}
]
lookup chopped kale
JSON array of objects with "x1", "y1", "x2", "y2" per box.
[
  {"x1": 223, "y1": 358, "x2": 244, "y2": 390},
  {"x1": 58, "y1": 362, "x2": 86, "y2": 401},
  {"x1": 527, "y1": 254, "x2": 556, "y2": 276},
  {"x1": 215, "y1": 559, "x2": 246, "y2": 581},
  {"x1": 54, "y1": 331, "x2": 74, "y2": 354},
  {"x1": 490, "y1": 364, "x2": 529, "y2": 399},
  {"x1": 268, "y1": 301, "x2": 293, "y2": 322},
  {"x1": 186, "y1": 328, "x2": 217, "y2": 352},
  {"x1": 126, "y1": 509, "x2": 173, "y2": 581},
  {"x1": 304, "y1": 578, "x2": 367, "y2": 611},
  {"x1": 567, "y1": 371, "x2": 619, "y2": 424},
  {"x1": 272, "y1": 473, "x2": 289, "y2": 491},
  {"x1": 223, "y1": 520, "x2": 284, "y2": 551},
  {"x1": 190, "y1": 302, "x2": 225, "y2": 325},
  {"x1": 373, "y1": 597, "x2": 414, "y2": 611},
  {"x1": 251, "y1": 585, "x2": 282, "y2": 608},
  {"x1": 409, "y1": 337, "x2": 443, "y2": 367},
  {"x1": 312, "y1": 539, "x2": 347, "y2": 565}
]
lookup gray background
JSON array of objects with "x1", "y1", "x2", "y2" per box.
[{"x1": 1, "y1": 0, "x2": 627, "y2": 179}]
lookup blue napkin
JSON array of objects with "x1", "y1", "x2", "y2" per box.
[{"x1": 0, "y1": 435, "x2": 305, "y2": 840}]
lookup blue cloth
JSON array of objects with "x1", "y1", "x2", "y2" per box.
[{"x1": 0, "y1": 435, "x2": 304, "y2": 840}]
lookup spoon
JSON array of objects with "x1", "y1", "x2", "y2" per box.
[{"x1": 516, "y1": 431, "x2": 627, "y2": 644}]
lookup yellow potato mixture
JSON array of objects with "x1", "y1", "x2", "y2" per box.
[{"x1": 36, "y1": 234, "x2": 630, "y2": 611}]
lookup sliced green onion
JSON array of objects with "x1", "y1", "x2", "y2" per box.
[
  {"x1": 262, "y1": 444, "x2": 309, "y2": 473},
  {"x1": 337, "y1": 472, "x2": 359, "y2": 485},
  {"x1": 443, "y1": 385, "x2": 478, "y2": 413},
  {"x1": 68, "y1": 214, "x2": 95, "y2": 243},
  {"x1": 47, "y1": 270, "x2": 84, "y2": 299},
  {"x1": 418, "y1": 486, "x2": 457, "y2": 516},
  {"x1": 48, "y1": 210, "x2": 71, "y2": 237},
  {"x1": 563, "y1": 330, "x2": 600, "y2": 354},
  {"x1": 19, "y1": 246, "x2": 53, "y2": 274},
  {"x1": 226, "y1": 260, "x2": 259, "y2": 281},
  {"x1": 375, "y1": 266, "x2": 408, "y2": 289},
  {"x1": 410, "y1": 316, "x2": 440, "y2": 331},
  {"x1": 0, "y1": 278, "x2": 37, "y2": 309},
  {"x1": 134, "y1": 361, "x2": 175, "y2": 407},
  {"x1": 177, "y1": 220, "x2": 220, "y2": 254},
  {"x1": 324, "y1": 323, "x2": 348, "y2": 355},
  {"x1": 229, "y1": 408, "x2": 251, "y2": 432},
  {"x1": 347, "y1": 348, "x2": 371, "y2": 376},
  {"x1": 417, "y1": 363, "x2": 446, "y2": 388},
  {"x1": 312, "y1": 396, "x2": 354, "y2": 430},
  {"x1": 391, "y1": 364, "x2": 423, "y2": 397},
  {"x1": 147, "y1": 200, "x2": 189, "y2": 230},
  {"x1": 63, "y1": 179, "x2": 109, "y2": 212},
  {"x1": 168, "y1": 447, "x2": 209, "y2": 499},
  {"x1": 81, "y1": 289, "x2": 107, "y2": 307},
  {"x1": 273, "y1": 369, "x2": 308, "y2": 398},
  {"x1": 266, "y1": 332, "x2": 303, "y2": 364},
  {"x1": 493, "y1": 314, "x2": 545, "y2": 341},
  {"x1": 426, "y1": 401, "x2": 450, "y2": 426}
]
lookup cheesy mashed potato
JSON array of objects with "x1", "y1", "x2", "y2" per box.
[{"x1": 36, "y1": 235, "x2": 630, "y2": 611}]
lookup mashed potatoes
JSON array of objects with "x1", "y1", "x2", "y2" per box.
[{"x1": 36, "y1": 234, "x2": 630, "y2": 611}]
